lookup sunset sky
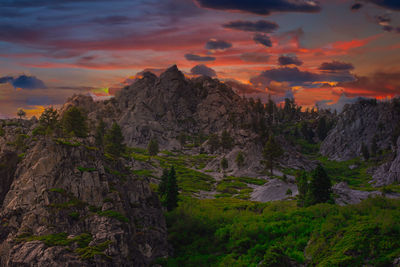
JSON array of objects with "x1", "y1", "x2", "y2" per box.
[{"x1": 0, "y1": 0, "x2": 399, "y2": 117}]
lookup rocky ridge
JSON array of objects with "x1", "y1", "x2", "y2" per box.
[{"x1": 0, "y1": 127, "x2": 168, "y2": 266}]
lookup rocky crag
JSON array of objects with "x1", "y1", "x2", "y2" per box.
[{"x1": 0, "y1": 123, "x2": 168, "y2": 266}]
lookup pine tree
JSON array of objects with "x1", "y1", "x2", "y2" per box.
[
  {"x1": 307, "y1": 164, "x2": 332, "y2": 205},
  {"x1": 62, "y1": 106, "x2": 87, "y2": 138},
  {"x1": 208, "y1": 134, "x2": 220, "y2": 153},
  {"x1": 158, "y1": 169, "x2": 169, "y2": 197},
  {"x1": 220, "y1": 130, "x2": 233, "y2": 151},
  {"x1": 39, "y1": 107, "x2": 59, "y2": 129},
  {"x1": 262, "y1": 135, "x2": 284, "y2": 175},
  {"x1": 165, "y1": 166, "x2": 179, "y2": 211},
  {"x1": 104, "y1": 122, "x2": 125, "y2": 157},
  {"x1": 317, "y1": 116, "x2": 328, "y2": 140},
  {"x1": 17, "y1": 109, "x2": 26, "y2": 119},
  {"x1": 235, "y1": 151, "x2": 245, "y2": 169},
  {"x1": 147, "y1": 138, "x2": 159, "y2": 157},
  {"x1": 295, "y1": 170, "x2": 308, "y2": 207},
  {"x1": 95, "y1": 119, "x2": 106, "y2": 147},
  {"x1": 361, "y1": 142, "x2": 370, "y2": 161}
]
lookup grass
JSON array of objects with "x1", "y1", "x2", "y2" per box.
[
  {"x1": 77, "y1": 166, "x2": 97, "y2": 172},
  {"x1": 317, "y1": 156, "x2": 373, "y2": 189},
  {"x1": 162, "y1": 196, "x2": 400, "y2": 267},
  {"x1": 54, "y1": 138, "x2": 81, "y2": 147},
  {"x1": 96, "y1": 210, "x2": 129, "y2": 223},
  {"x1": 17, "y1": 232, "x2": 111, "y2": 260}
]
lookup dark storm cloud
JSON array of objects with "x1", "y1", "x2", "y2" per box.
[
  {"x1": 337, "y1": 71, "x2": 400, "y2": 97},
  {"x1": 318, "y1": 61, "x2": 354, "y2": 71},
  {"x1": 361, "y1": 0, "x2": 400, "y2": 11},
  {"x1": 351, "y1": 3, "x2": 363, "y2": 10},
  {"x1": 223, "y1": 20, "x2": 279, "y2": 33},
  {"x1": 250, "y1": 67, "x2": 355, "y2": 88},
  {"x1": 205, "y1": 39, "x2": 232, "y2": 50},
  {"x1": 194, "y1": 0, "x2": 321, "y2": 15},
  {"x1": 185, "y1": 53, "x2": 216, "y2": 61},
  {"x1": 0, "y1": 76, "x2": 14, "y2": 84},
  {"x1": 240, "y1": 52, "x2": 270, "y2": 63},
  {"x1": 255, "y1": 67, "x2": 320, "y2": 84},
  {"x1": 278, "y1": 55, "x2": 303, "y2": 66},
  {"x1": 0, "y1": 75, "x2": 46, "y2": 89},
  {"x1": 0, "y1": 0, "x2": 110, "y2": 8},
  {"x1": 190, "y1": 64, "x2": 217, "y2": 77},
  {"x1": 0, "y1": 24, "x2": 45, "y2": 43},
  {"x1": 253, "y1": 33, "x2": 272, "y2": 47}
]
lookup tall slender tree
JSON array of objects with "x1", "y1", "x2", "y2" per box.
[
  {"x1": 104, "y1": 122, "x2": 125, "y2": 157},
  {"x1": 262, "y1": 135, "x2": 283, "y2": 175}
]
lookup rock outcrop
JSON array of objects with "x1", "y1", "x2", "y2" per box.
[
  {"x1": 320, "y1": 99, "x2": 400, "y2": 161},
  {"x1": 371, "y1": 136, "x2": 400, "y2": 186},
  {"x1": 0, "y1": 137, "x2": 168, "y2": 266}
]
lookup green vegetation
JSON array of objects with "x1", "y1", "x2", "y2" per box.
[
  {"x1": 96, "y1": 210, "x2": 129, "y2": 223},
  {"x1": 163, "y1": 197, "x2": 400, "y2": 267},
  {"x1": 17, "y1": 108, "x2": 26, "y2": 119},
  {"x1": 75, "y1": 240, "x2": 112, "y2": 260},
  {"x1": 317, "y1": 156, "x2": 373, "y2": 189},
  {"x1": 17, "y1": 232, "x2": 111, "y2": 260},
  {"x1": 147, "y1": 138, "x2": 159, "y2": 157},
  {"x1": 54, "y1": 138, "x2": 81, "y2": 147},
  {"x1": 235, "y1": 151, "x2": 245, "y2": 169},
  {"x1": 62, "y1": 106, "x2": 88, "y2": 138},
  {"x1": 39, "y1": 107, "x2": 59, "y2": 130},
  {"x1": 262, "y1": 135, "x2": 283, "y2": 175},
  {"x1": 104, "y1": 122, "x2": 125, "y2": 157},
  {"x1": 95, "y1": 119, "x2": 106, "y2": 147},
  {"x1": 77, "y1": 166, "x2": 97, "y2": 172},
  {"x1": 158, "y1": 166, "x2": 179, "y2": 211},
  {"x1": 296, "y1": 165, "x2": 332, "y2": 207}
]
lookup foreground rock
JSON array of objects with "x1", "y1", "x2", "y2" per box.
[
  {"x1": 251, "y1": 179, "x2": 298, "y2": 202},
  {"x1": 0, "y1": 138, "x2": 168, "y2": 266}
]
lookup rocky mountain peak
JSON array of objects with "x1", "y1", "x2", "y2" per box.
[{"x1": 159, "y1": 64, "x2": 185, "y2": 82}]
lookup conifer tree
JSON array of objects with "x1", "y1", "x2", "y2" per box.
[
  {"x1": 235, "y1": 151, "x2": 245, "y2": 169},
  {"x1": 262, "y1": 135, "x2": 283, "y2": 175},
  {"x1": 62, "y1": 106, "x2": 87, "y2": 138},
  {"x1": 307, "y1": 164, "x2": 332, "y2": 205},
  {"x1": 147, "y1": 138, "x2": 159, "y2": 157},
  {"x1": 104, "y1": 122, "x2": 125, "y2": 157},
  {"x1": 317, "y1": 116, "x2": 328, "y2": 140},
  {"x1": 165, "y1": 166, "x2": 179, "y2": 211},
  {"x1": 221, "y1": 157, "x2": 228, "y2": 171},
  {"x1": 296, "y1": 170, "x2": 308, "y2": 207},
  {"x1": 17, "y1": 109, "x2": 26, "y2": 119},
  {"x1": 95, "y1": 119, "x2": 106, "y2": 147},
  {"x1": 158, "y1": 169, "x2": 169, "y2": 197},
  {"x1": 39, "y1": 107, "x2": 59, "y2": 129}
]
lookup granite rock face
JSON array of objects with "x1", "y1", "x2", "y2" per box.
[
  {"x1": 0, "y1": 137, "x2": 168, "y2": 266},
  {"x1": 371, "y1": 136, "x2": 400, "y2": 186},
  {"x1": 320, "y1": 99, "x2": 400, "y2": 161}
]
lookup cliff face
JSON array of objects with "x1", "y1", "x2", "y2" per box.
[
  {"x1": 0, "y1": 136, "x2": 168, "y2": 266},
  {"x1": 320, "y1": 99, "x2": 400, "y2": 161},
  {"x1": 371, "y1": 136, "x2": 400, "y2": 186}
]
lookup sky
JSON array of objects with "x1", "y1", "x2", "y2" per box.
[{"x1": 0, "y1": 0, "x2": 399, "y2": 117}]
